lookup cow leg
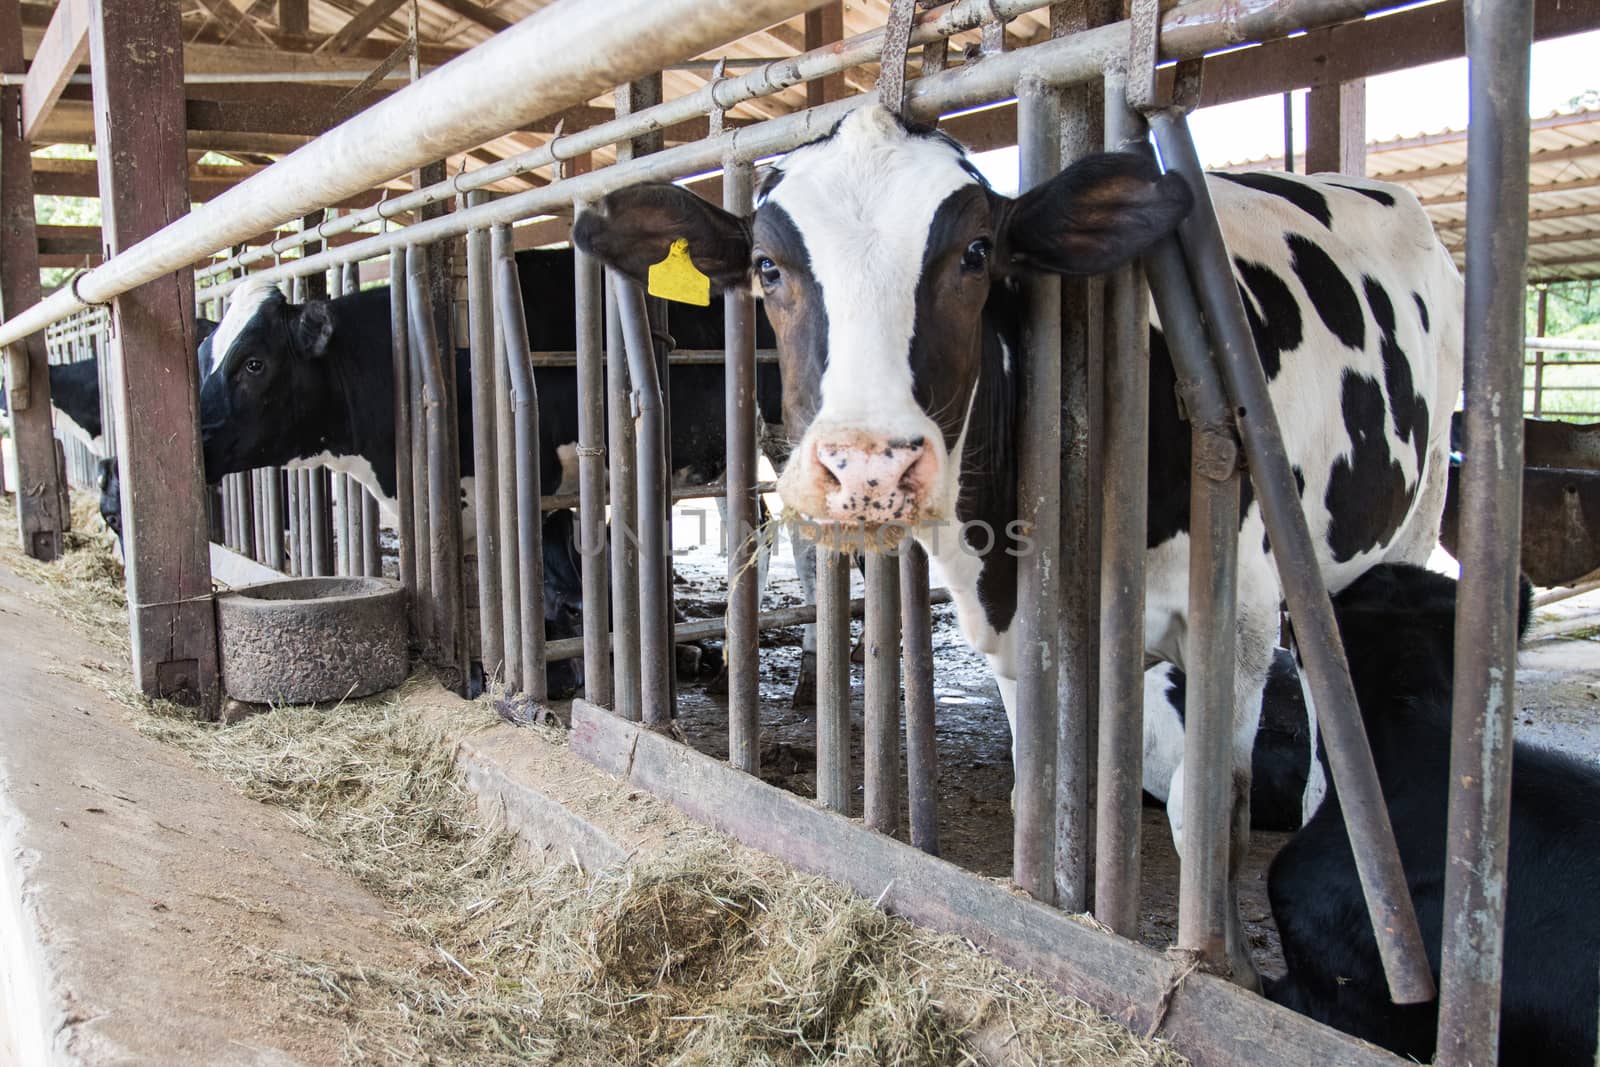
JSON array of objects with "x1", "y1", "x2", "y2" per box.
[
  {"x1": 790, "y1": 525, "x2": 818, "y2": 709},
  {"x1": 1226, "y1": 770, "x2": 1263, "y2": 993}
]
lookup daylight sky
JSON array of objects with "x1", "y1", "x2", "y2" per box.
[{"x1": 970, "y1": 28, "x2": 1600, "y2": 191}]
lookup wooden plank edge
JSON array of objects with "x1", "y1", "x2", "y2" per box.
[{"x1": 568, "y1": 697, "x2": 1406, "y2": 1067}]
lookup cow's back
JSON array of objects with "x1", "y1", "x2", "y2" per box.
[{"x1": 1193, "y1": 171, "x2": 1462, "y2": 593}]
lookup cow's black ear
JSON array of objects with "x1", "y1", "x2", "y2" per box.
[
  {"x1": 296, "y1": 300, "x2": 334, "y2": 358},
  {"x1": 999, "y1": 152, "x2": 1192, "y2": 276},
  {"x1": 574, "y1": 183, "x2": 751, "y2": 288}
]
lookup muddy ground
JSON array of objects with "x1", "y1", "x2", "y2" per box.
[{"x1": 573, "y1": 505, "x2": 1600, "y2": 980}]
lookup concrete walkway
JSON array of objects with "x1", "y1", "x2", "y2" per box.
[{"x1": 0, "y1": 563, "x2": 422, "y2": 1066}]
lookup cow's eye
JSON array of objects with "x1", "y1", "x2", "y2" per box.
[
  {"x1": 961, "y1": 238, "x2": 992, "y2": 272},
  {"x1": 244, "y1": 357, "x2": 265, "y2": 375},
  {"x1": 755, "y1": 256, "x2": 781, "y2": 288}
]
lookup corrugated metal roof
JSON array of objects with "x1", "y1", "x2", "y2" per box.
[{"x1": 1221, "y1": 109, "x2": 1600, "y2": 283}]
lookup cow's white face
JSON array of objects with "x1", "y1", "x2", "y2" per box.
[
  {"x1": 574, "y1": 102, "x2": 1192, "y2": 545},
  {"x1": 756, "y1": 107, "x2": 985, "y2": 530}
]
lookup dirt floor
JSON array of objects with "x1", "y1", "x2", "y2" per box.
[{"x1": 650, "y1": 505, "x2": 1600, "y2": 981}]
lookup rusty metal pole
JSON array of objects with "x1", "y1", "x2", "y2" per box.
[
  {"x1": 1094, "y1": 66, "x2": 1151, "y2": 939},
  {"x1": 493, "y1": 263, "x2": 522, "y2": 691},
  {"x1": 864, "y1": 551, "x2": 902, "y2": 834},
  {"x1": 900, "y1": 542, "x2": 939, "y2": 854},
  {"x1": 611, "y1": 273, "x2": 673, "y2": 728},
  {"x1": 816, "y1": 545, "x2": 853, "y2": 812},
  {"x1": 1014, "y1": 75, "x2": 1064, "y2": 904},
  {"x1": 494, "y1": 225, "x2": 548, "y2": 704},
  {"x1": 467, "y1": 202, "x2": 505, "y2": 687},
  {"x1": 1149, "y1": 107, "x2": 1435, "y2": 1004},
  {"x1": 389, "y1": 247, "x2": 417, "y2": 616},
  {"x1": 1437, "y1": 0, "x2": 1533, "y2": 1060},
  {"x1": 607, "y1": 287, "x2": 642, "y2": 720},
  {"x1": 723, "y1": 154, "x2": 762, "y2": 775},
  {"x1": 572, "y1": 213, "x2": 612, "y2": 706}
]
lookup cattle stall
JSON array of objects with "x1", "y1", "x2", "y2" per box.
[{"x1": 0, "y1": 0, "x2": 1557, "y2": 1063}]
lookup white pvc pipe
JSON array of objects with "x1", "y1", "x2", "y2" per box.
[{"x1": 0, "y1": 0, "x2": 818, "y2": 349}]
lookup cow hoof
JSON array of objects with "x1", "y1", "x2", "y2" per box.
[{"x1": 790, "y1": 651, "x2": 818, "y2": 710}]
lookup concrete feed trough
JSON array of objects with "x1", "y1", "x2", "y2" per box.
[{"x1": 216, "y1": 577, "x2": 408, "y2": 704}]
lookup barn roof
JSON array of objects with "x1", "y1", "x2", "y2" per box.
[{"x1": 1219, "y1": 108, "x2": 1600, "y2": 285}]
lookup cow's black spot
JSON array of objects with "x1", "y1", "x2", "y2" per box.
[
  {"x1": 1235, "y1": 255, "x2": 1303, "y2": 381},
  {"x1": 1166, "y1": 667, "x2": 1188, "y2": 727},
  {"x1": 1146, "y1": 329, "x2": 1192, "y2": 548},
  {"x1": 1325, "y1": 181, "x2": 1396, "y2": 207},
  {"x1": 1325, "y1": 371, "x2": 1410, "y2": 562},
  {"x1": 1412, "y1": 292, "x2": 1430, "y2": 333},
  {"x1": 1214, "y1": 172, "x2": 1332, "y2": 229},
  {"x1": 1366, "y1": 276, "x2": 1432, "y2": 477},
  {"x1": 1288, "y1": 235, "x2": 1364, "y2": 350}
]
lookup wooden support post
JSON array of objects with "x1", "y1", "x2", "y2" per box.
[
  {"x1": 88, "y1": 0, "x2": 219, "y2": 712},
  {"x1": 804, "y1": 3, "x2": 844, "y2": 108},
  {"x1": 1, "y1": 0, "x2": 68, "y2": 562},
  {"x1": 1305, "y1": 79, "x2": 1366, "y2": 176}
]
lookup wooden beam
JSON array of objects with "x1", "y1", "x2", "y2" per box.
[
  {"x1": 568, "y1": 700, "x2": 1407, "y2": 1067},
  {"x1": 277, "y1": 0, "x2": 307, "y2": 38},
  {"x1": 1304, "y1": 79, "x2": 1365, "y2": 175},
  {"x1": 321, "y1": 0, "x2": 411, "y2": 55},
  {"x1": 19, "y1": 0, "x2": 89, "y2": 141},
  {"x1": 431, "y1": 0, "x2": 511, "y2": 34},
  {"x1": 804, "y1": 3, "x2": 845, "y2": 109},
  {"x1": 87, "y1": 0, "x2": 220, "y2": 713},
  {"x1": 1, "y1": 0, "x2": 68, "y2": 561}
]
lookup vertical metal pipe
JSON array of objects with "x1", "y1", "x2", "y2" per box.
[
  {"x1": 347, "y1": 475, "x2": 366, "y2": 574},
  {"x1": 573, "y1": 210, "x2": 612, "y2": 706},
  {"x1": 723, "y1": 155, "x2": 761, "y2": 774},
  {"x1": 409, "y1": 264, "x2": 435, "y2": 653},
  {"x1": 1149, "y1": 108, "x2": 1435, "y2": 1004},
  {"x1": 333, "y1": 473, "x2": 349, "y2": 574},
  {"x1": 264, "y1": 468, "x2": 284, "y2": 571},
  {"x1": 901, "y1": 542, "x2": 938, "y2": 854},
  {"x1": 310, "y1": 468, "x2": 332, "y2": 575},
  {"x1": 1054, "y1": 3, "x2": 1111, "y2": 911},
  {"x1": 1094, "y1": 68, "x2": 1150, "y2": 938},
  {"x1": 611, "y1": 274, "x2": 672, "y2": 728},
  {"x1": 607, "y1": 286, "x2": 642, "y2": 720},
  {"x1": 1532, "y1": 287, "x2": 1547, "y2": 417},
  {"x1": 493, "y1": 225, "x2": 548, "y2": 703},
  {"x1": 493, "y1": 267, "x2": 522, "y2": 691},
  {"x1": 1142, "y1": 231, "x2": 1240, "y2": 970},
  {"x1": 409, "y1": 244, "x2": 467, "y2": 692},
  {"x1": 294, "y1": 469, "x2": 311, "y2": 576},
  {"x1": 1283, "y1": 91, "x2": 1296, "y2": 174},
  {"x1": 389, "y1": 248, "x2": 417, "y2": 604},
  {"x1": 864, "y1": 551, "x2": 902, "y2": 834},
  {"x1": 1437, "y1": 1, "x2": 1533, "y2": 1059},
  {"x1": 1014, "y1": 76, "x2": 1063, "y2": 904},
  {"x1": 362, "y1": 491, "x2": 379, "y2": 576},
  {"x1": 816, "y1": 545, "x2": 853, "y2": 812},
  {"x1": 467, "y1": 205, "x2": 505, "y2": 687}
]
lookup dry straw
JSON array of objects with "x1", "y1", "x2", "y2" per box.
[{"x1": 1, "y1": 492, "x2": 1186, "y2": 1066}]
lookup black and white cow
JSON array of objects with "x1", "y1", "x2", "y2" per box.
[
  {"x1": 576, "y1": 103, "x2": 1463, "y2": 984},
  {"x1": 1267, "y1": 564, "x2": 1599, "y2": 1066}
]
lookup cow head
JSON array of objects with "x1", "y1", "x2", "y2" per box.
[
  {"x1": 577, "y1": 104, "x2": 1191, "y2": 542},
  {"x1": 199, "y1": 280, "x2": 339, "y2": 483}
]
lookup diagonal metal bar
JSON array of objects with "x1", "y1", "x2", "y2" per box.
[{"x1": 1147, "y1": 107, "x2": 1436, "y2": 1005}]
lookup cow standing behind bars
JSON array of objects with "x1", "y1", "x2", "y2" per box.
[{"x1": 576, "y1": 104, "x2": 1463, "y2": 987}]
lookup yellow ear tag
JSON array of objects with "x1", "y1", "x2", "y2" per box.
[{"x1": 647, "y1": 238, "x2": 712, "y2": 306}]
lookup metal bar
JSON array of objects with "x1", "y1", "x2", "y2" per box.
[
  {"x1": 408, "y1": 244, "x2": 467, "y2": 693},
  {"x1": 409, "y1": 269, "x2": 434, "y2": 650},
  {"x1": 722, "y1": 155, "x2": 761, "y2": 775},
  {"x1": 606, "y1": 286, "x2": 642, "y2": 721},
  {"x1": 388, "y1": 245, "x2": 418, "y2": 616},
  {"x1": 264, "y1": 468, "x2": 284, "y2": 570},
  {"x1": 1436, "y1": 0, "x2": 1534, "y2": 1059},
  {"x1": 1094, "y1": 67, "x2": 1151, "y2": 939},
  {"x1": 332, "y1": 472, "x2": 350, "y2": 573},
  {"x1": 309, "y1": 467, "x2": 332, "y2": 575},
  {"x1": 2, "y1": 0, "x2": 832, "y2": 343},
  {"x1": 1013, "y1": 75, "x2": 1063, "y2": 904},
  {"x1": 493, "y1": 260, "x2": 522, "y2": 692},
  {"x1": 900, "y1": 542, "x2": 939, "y2": 855},
  {"x1": 573, "y1": 212, "x2": 612, "y2": 707},
  {"x1": 467, "y1": 204, "x2": 504, "y2": 687},
  {"x1": 362, "y1": 490, "x2": 378, "y2": 576},
  {"x1": 1149, "y1": 108, "x2": 1435, "y2": 1004},
  {"x1": 182, "y1": 0, "x2": 1391, "y2": 305},
  {"x1": 610, "y1": 274, "x2": 673, "y2": 728},
  {"x1": 188, "y1": 0, "x2": 1056, "y2": 287},
  {"x1": 864, "y1": 551, "x2": 902, "y2": 835},
  {"x1": 1532, "y1": 288, "x2": 1548, "y2": 417},
  {"x1": 294, "y1": 469, "x2": 311, "y2": 576},
  {"x1": 815, "y1": 546, "x2": 854, "y2": 813},
  {"x1": 493, "y1": 224, "x2": 548, "y2": 704}
]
